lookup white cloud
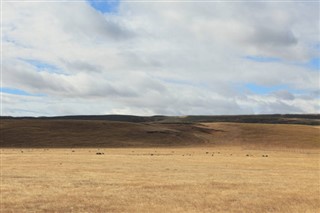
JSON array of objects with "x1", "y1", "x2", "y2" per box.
[{"x1": 2, "y1": 1, "x2": 319, "y2": 116}]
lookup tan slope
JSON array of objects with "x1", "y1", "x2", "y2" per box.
[{"x1": 202, "y1": 123, "x2": 320, "y2": 149}]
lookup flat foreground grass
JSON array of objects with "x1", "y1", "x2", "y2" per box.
[{"x1": 1, "y1": 147, "x2": 319, "y2": 213}]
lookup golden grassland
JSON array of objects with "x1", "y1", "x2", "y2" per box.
[
  {"x1": 1, "y1": 122, "x2": 319, "y2": 212},
  {"x1": 1, "y1": 146, "x2": 319, "y2": 213}
]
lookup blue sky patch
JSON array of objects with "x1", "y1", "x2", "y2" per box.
[
  {"x1": 87, "y1": 0, "x2": 119, "y2": 13},
  {"x1": 245, "y1": 56, "x2": 281, "y2": 63},
  {"x1": 245, "y1": 55, "x2": 319, "y2": 71},
  {"x1": 314, "y1": 43, "x2": 320, "y2": 50},
  {"x1": 304, "y1": 57, "x2": 319, "y2": 70},
  {"x1": 23, "y1": 59, "x2": 58, "y2": 71},
  {"x1": 290, "y1": 57, "x2": 320, "y2": 71},
  {"x1": 245, "y1": 83, "x2": 289, "y2": 95},
  {"x1": 19, "y1": 58, "x2": 67, "y2": 74},
  {"x1": 1, "y1": 87, "x2": 46, "y2": 97}
]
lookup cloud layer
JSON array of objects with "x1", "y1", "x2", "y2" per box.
[{"x1": 2, "y1": 1, "x2": 319, "y2": 116}]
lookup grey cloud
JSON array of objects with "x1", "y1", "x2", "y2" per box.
[
  {"x1": 103, "y1": 18, "x2": 135, "y2": 40},
  {"x1": 295, "y1": 90, "x2": 320, "y2": 100},
  {"x1": 272, "y1": 90, "x2": 295, "y2": 101},
  {"x1": 61, "y1": 59, "x2": 102, "y2": 73},
  {"x1": 82, "y1": 83, "x2": 138, "y2": 99},
  {"x1": 3, "y1": 60, "x2": 138, "y2": 99},
  {"x1": 258, "y1": 101, "x2": 303, "y2": 114},
  {"x1": 56, "y1": 3, "x2": 134, "y2": 41},
  {"x1": 3, "y1": 61, "x2": 72, "y2": 93},
  {"x1": 249, "y1": 27, "x2": 298, "y2": 47}
]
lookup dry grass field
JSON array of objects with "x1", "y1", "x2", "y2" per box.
[
  {"x1": 1, "y1": 121, "x2": 319, "y2": 212},
  {"x1": 1, "y1": 147, "x2": 319, "y2": 213}
]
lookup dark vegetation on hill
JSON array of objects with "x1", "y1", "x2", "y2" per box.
[
  {"x1": 0, "y1": 120, "x2": 212, "y2": 148},
  {"x1": 2, "y1": 114, "x2": 320, "y2": 125}
]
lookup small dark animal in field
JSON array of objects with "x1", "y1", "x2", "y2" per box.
[
  {"x1": 206, "y1": 152, "x2": 209, "y2": 154},
  {"x1": 246, "y1": 154, "x2": 249, "y2": 157},
  {"x1": 72, "y1": 150, "x2": 75, "y2": 152},
  {"x1": 262, "y1": 155, "x2": 269, "y2": 157},
  {"x1": 96, "y1": 152, "x2": 104, "y2": 155},
  {"x1": 151, "y1": 154, "x2": 154, "y2": 156}
]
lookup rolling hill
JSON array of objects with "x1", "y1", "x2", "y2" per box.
[{"x1": 1, "y1": 116, "x2": 319, "y2": 148}]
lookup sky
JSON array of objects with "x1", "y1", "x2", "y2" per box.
[{"x1": 1, "y1": 0, "x2": 319, "y2": 116}]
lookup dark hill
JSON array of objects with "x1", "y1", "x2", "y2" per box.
[
  {"x1": 1, "y1": 117, "x2": 319, "y2": 148},
  {"x1": 0, "y1": 119, "x2": 212, "y2": 148},
  {"x1": 2, "y1": 114, "x2": 319, "y2": 125}
]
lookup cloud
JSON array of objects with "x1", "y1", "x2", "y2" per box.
[
  {"x1": 272, "y1": 90, "x2": 295, "y2": 101},
  {"x1": 2, "y1": 1, "x2": 319, "y2": 116}
]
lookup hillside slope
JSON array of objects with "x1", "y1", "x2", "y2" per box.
[
  {"x1": 1, "y1": 119, "x2": 319, "y2": 148},
  {"x1": 202, "y1": 123, "x2": 320, "y2": 149},
  {"x1": 0, "y1": 119, "x2": 211, "y2": 148}
]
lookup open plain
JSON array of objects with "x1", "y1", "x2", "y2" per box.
[{"x1": 1, "y1": 118, "x2": 319, "y2": 212}]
